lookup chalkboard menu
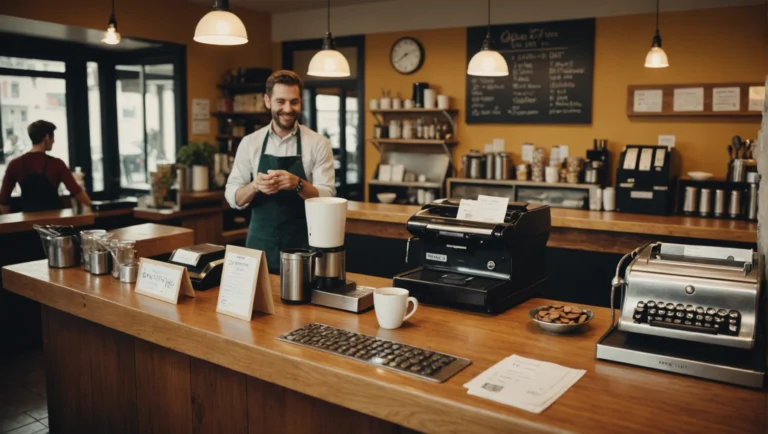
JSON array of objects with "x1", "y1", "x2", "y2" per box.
[{"x1": 466, "y1": 18, "x2": 595, "y2": 124}]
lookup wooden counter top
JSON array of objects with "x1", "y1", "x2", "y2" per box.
[
  {"x1": 3, "y1": 261, "x2": 764, "y2": 433},
  {"x1": 346, "y1": 202, "x2": 758, "y2": 243},
  {"x1": 133, "y1": 206, "x2": 225, "y2": 222},
  {"x1": 108, "y1": 223, "x2": 194, "y2": 258},
  {"x1": 0, "y1": 209, "x2": 96, "y2": 235}
]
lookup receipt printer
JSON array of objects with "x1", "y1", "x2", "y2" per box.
[{"x1": 168, "y1": 243, "x2": 226, "y2": 291}]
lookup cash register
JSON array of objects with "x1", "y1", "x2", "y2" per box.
[
  {"x1": 597, "y1": 242, "x2": 765, "y2": 388},
  {"x1": 393, "y1": 199, "x2": 551, "y2": 313},
  {"x1": 168, "y1": 243, "x2": 226, "y2": 290}
]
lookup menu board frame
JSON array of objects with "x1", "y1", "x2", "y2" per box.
[{"x1": 465, "y1": 18, "x2": 595, "y2": 125}]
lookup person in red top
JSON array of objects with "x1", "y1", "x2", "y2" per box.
[{"x1": 0, "y1": 120, "x2": 91, "y2": 214}]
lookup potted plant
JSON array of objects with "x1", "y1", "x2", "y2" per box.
[{"x1": 177, "y1": 141, "x2": 216, "y2": 191}]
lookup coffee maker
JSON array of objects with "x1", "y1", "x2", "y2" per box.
[{"x1": 306, "y1": 197, "x2": 373, "y2": 313}]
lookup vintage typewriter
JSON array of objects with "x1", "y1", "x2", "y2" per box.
[
  {"x1": 393, "y1": 199, "x2": 551, "y2": 313},
  {"x1": 597, "y1": 242, "x2": 765, "y2": 387}
]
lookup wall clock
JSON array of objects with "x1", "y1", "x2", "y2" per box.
[{"x1": 390, "y1": 37, "x2": 425, "y2": 75}]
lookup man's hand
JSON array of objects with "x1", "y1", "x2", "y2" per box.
[
  {"x1": 254, "y1": 172, "x2": 279, "y2": 195},
  {"x1": 267, "y1": 170, "x2": 300, "y2": 191}
]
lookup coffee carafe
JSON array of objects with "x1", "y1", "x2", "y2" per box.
[{"x1": 305, "y1": 197, "x2": 373, "y2": 312}]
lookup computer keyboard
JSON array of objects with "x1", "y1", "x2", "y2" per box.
[{"x1": 277, "y1": 323, "x2": 472, "y2": 383}]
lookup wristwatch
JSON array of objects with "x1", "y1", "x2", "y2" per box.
[{"x1": 296, "y1": 179, "x2": 304, "y2": 194}]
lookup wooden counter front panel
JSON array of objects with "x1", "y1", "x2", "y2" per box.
[{"x1": 42, "y1": 306, "x2": 409, "y2": 434}]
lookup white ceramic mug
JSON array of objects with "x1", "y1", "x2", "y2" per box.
[
  {"x1": 437, "y1": 94, "x2": 450, "y2": 109},
  {"x1": 423, "y1": 89, "x2": 436, "y2": 109},
  {"x1": 392, "y1": 98, "x2": 402, "y2": 110},
  {"x1": 374, "y1": 287, "x2": 418, "y2": 329},
  {"x1": 603, "y1": 187, "x2": 616, "y2": 211},
  {"x1": 380, "y1": 97, "x2": 392, "y2": 110},
  {"x1": 404, "y1": 99, "x2": 415, "y2": 109},
  {"x1": 369, "y1": 98, "x2": 379, "y2": 111},
  {"x1": 545, "y1": 166, "x2": 559, "y2": 184}
]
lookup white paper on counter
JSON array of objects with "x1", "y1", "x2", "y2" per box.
[
  {"x1": 673, "y1": 87, "x2": 703, "y2": 112},
  {"x1": 464, "y1": 355, "x2": 586, "y2": 414},
  {"x1": 457, "y1": 196, "x2": 508, "y2": 223},
  {"x1": 712, "y1": 87, "x2": 740, "y2": 111},
  {"x1": 748, "y1": 86, "x2": 765, "y2": 111},
  {"x1": 217, "y1": 252, "x2": 259, "y2": 319},
  {"x1": 493, "y1": 138, "x2": 505, "y2": 153},
  {"x1": 633, "y1": 89, "x2": 663, "y2": 112}
]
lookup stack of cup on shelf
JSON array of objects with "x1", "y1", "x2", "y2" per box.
[
  {"x1": 565, "y1": 157, "x2": 584, "y2": 184},
  {"x1": 531, "y1": 148, "x2": 547, "y2": 182}
]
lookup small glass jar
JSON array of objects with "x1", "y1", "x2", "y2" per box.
[{"x1": 388, "y1": 120, "x2": 401, "y2": 139}]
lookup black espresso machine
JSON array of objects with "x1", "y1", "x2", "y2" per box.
[{"x1": 393, "y1": 199, "x2": 551, "y2": 314}]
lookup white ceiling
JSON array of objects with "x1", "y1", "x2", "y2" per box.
[{"x1": 189, "y1": 0, "x2": 391, "y2": 13}]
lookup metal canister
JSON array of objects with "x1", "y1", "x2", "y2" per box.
[
  {"x1": 747, "y1": 183, "x2": 759, "y2": 221},
  {"x1": 698, "y1": 188, "x2": 712, "y2": 217},
  {"x1": 714, "y1": 189, "x2": 726, "y2": 218},
  {"x1": 484, "y1": 152, "x2": 495, "y2": 180},
  {"x1": 682, "y1": 186, "x2": 698, "y2": 215},
  {"x1": 280, "y1": 248, "x2": 315, "y2": 304},
  {"x1": 90, "y1": 250, "x2": 111, "y2": 275},
  {"x1": 728, "y1": 190, "x2": 742, "y2": 219},
  {"x1": 494, "y1": 152, "x2": 510, "y2": 180},
  {"x1": 119, "y1": 263, "x2": 139, "y2": 283}
]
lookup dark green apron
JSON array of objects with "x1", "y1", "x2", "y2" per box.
[{"x1": 246, "y1": 128, "x2": 309, "y2": 274}]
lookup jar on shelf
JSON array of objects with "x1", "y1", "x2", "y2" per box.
[
  {"x1": 516, "y1": 163, "x2": 530, "y2": 181},
  {"x1": 416, "y1": 118, "x2": 424, "y2": 139},
  {"x1": 388, "y1": 120, "x2": 402, "y2": 139},
  {"x1": 402, "y1": 120, "x2": 414, "y2": 139}
]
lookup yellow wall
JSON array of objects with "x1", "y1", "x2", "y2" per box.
[
  {"x1": 364, "y1": 5, "x2": 767, "y2": 197},
  {"x1": 0, "y1": 0, "x2": 273, "y2": 144}
]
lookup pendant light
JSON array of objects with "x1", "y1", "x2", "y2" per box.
[
  {"x1": 467, "y1": 0, "x2": 508, "y2": 77},
  {"x1": 307, "y1": 0, "x2": 351, "y2": 77},
  {"x1": 644, "y1": 0, "x2": 669, "y2": 68},
  {"x1": 194, "y1": 0, "x2": 248, "y2": 46},
  {"x1": 101, "y1": 0, "x2": 121, "y2": 45}
]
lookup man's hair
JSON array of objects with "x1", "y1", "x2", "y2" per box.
[
  {"x1": 265, "y1": 70, "x2": 303, "y2": 97},
  {"x1": 28, "y1": 120, "x2": 56, "y2": 144}
]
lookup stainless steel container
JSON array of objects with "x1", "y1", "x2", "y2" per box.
[
  {"x1": 110, "y1": 240, "x2": 137, "y2": 279},
  {"x1": 462, "y1": 150, "x2": 485, "y2": 179},
  {"x1": 280, "y1": 248, "x2": 315, "y2": 304},
  {"x1": 79, "y1": 229, "x2": 107, "y2": 271},
  {"x1": 682, "y1": 186, "x2": 698, "y2": 215},
  {"x1": 729, "y1": 190, "x2": 742, "y2": 219},
  {"x1": 747, "y1": 183, "x2": 759, "y2": 221},
  {"x1": 714, "y1": 189, "x2": 726, "y2": 217},
  {"x1": 34, "y1": 225, "x2": 81, "y2": 268},
  {"x1": 119, "y1": 263, "x2": 139, "y2": 283},
  {"x1": 90, "y1": 250, "x2": 112, "y2": 275},
  {"x1": 698, "y1": 188, "x2": 712, "y2": 217},
  {"x1": 494, "y1": 152, "x2": 510, "y2": 180},
  {"x1": 484, "y1": 153, "x2": 495, "y2": 180},
  {"x1": 730, "y1": 159, "x2": 746, "y2": 182}
]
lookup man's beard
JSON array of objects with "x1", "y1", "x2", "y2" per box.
[{"x1": 272, "y1": 110, "x2": 297, "y2": 132}]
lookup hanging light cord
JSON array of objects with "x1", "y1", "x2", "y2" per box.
[
  {"x1": 487, "y1": 0, "x2": 491, "y2": 33},
  {"x1": 112, "y1": 0, "x2": 116, "y2": 16},
  {"x1": 655, "y1": 0, "x2": 659, "y2": 31},
  {"x1": 327, "y1": 0, "x2": 331, "y2": 34}
]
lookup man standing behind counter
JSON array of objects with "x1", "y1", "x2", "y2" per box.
[
  {"x1": 225, "y1": 70, "x2": 336, "y2": 273},
  {"x1": 0, "y1": 120, "x2": 91, "y2": 214}
]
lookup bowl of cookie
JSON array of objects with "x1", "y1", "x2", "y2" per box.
[{"x1": 529, "y1": 304, "x2": 594, "y2": 334}]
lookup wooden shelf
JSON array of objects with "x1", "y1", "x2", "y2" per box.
[
  {"x1": 369, "y1": 180, "x2": 442, "y2": 189},
  {"x1": 448, "y1": 178, "x2": 600, "y2": 190},
  {"x1": 211, "y1": 111, "x2": 270, "y2": 117},
  {"x1": 370, "y1": 138, "x2": 458, "y2": 146},
  {"x1": 371, "y1": 109, "x2": 458, "y2": 115}
]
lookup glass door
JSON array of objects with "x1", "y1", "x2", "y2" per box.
[
  {"x1": 309, "y1": 87, "x2": 362, "y2": 200},
  {"x1": 115, "y1": 63, "x2": 175, "y2": 190}
]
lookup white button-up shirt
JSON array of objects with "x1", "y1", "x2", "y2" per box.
[{"x1": 225, "y1": 123, "x2": 336, "y2": 210}]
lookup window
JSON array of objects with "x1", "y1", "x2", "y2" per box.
[
  {"x1": 0, "y1": 56, "x2": 69, "y2": 197},
  {"x1": 116, "y1": 63, "x2": 176, "y2": 189},
  {"x1": 87, "y1": 62, "x2": 104, "y2": 192}
]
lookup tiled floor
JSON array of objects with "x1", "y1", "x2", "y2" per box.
[{"x1": 0, "y1": 351, "x2": 48, "y2": 434}]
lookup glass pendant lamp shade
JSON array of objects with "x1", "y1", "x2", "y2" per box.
[
  {"x1": 467, "y1": 44, "x2": 508, "y2": 77},
  {"x1": 644, "y1": 45, "x2": 669, "y2": 68},
  {"x1": 308, "y1": 0, "x2": 351, "y2": 77},
  {"x1": 101, "y1": 0, "x2": 121, "y2": 46},
  {"x1": 194, "y1": 0, "x2": 248, "y2": 45},
  {"x1": 308, "y1": 33, "x2": 350, "y2": 77},
  {"x1": 101, "y1": 22, "x2": 121, "y2": 45},
  {"x1": 467, "y1": 0, "x2": 508, "y2": 77},
  {"x1": 644, "y1": 0, "x2": 669, "y2": 68}
]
